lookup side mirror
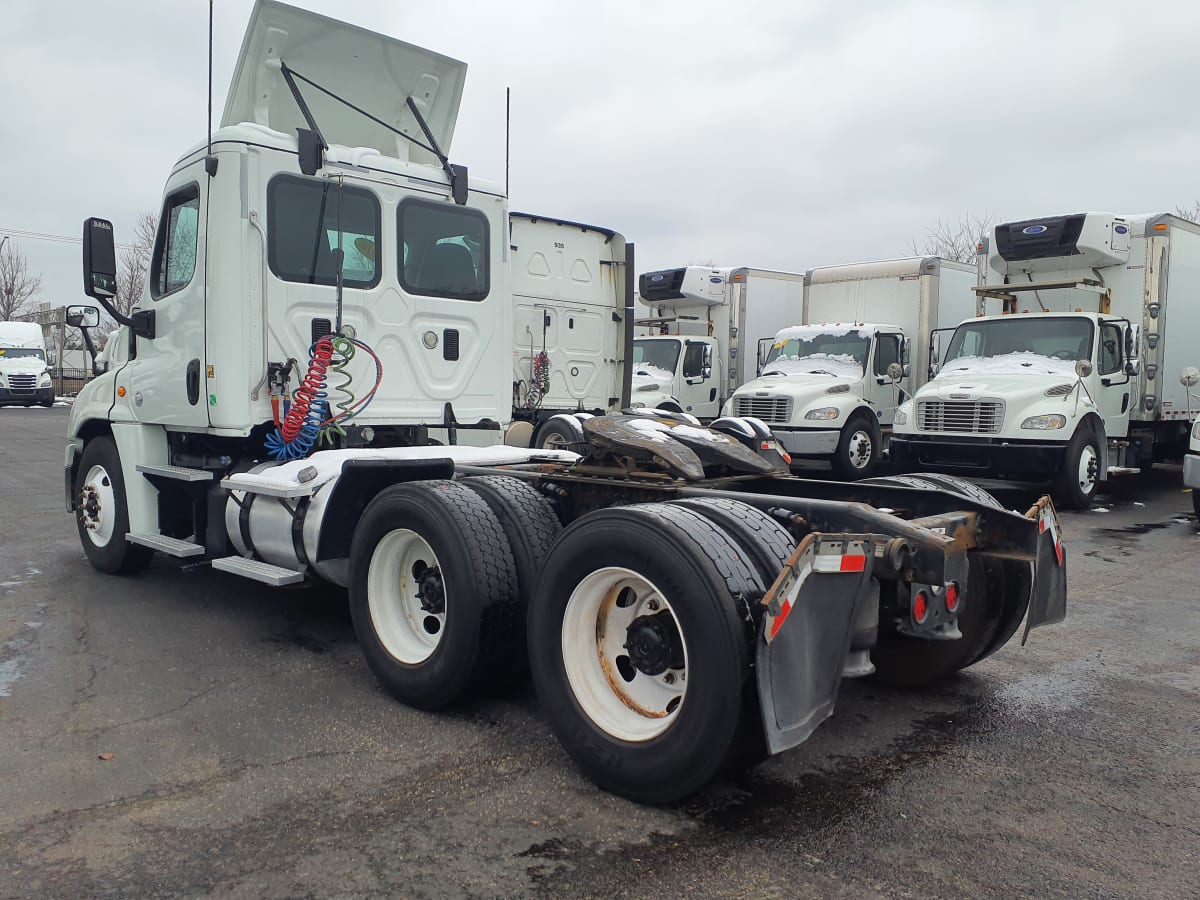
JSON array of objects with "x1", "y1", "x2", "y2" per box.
[
  {"x1": 929, "y1": 332, "x2": 941, "y2": 367},
  {"x1": 887, "y1": 362, "x2": 903, "y2": 382},
  {"x1": 66, "y1": 305, "x2": 99, "y2": 328},
  {"x1": 702, "y1": 344, "x2": 713, "y2": 379},
  {"x1": 1124, "y1": 359, "x2": 1139, "y2": 377},
  {"x1": 1181, "y1": 367, "x2": 1200, "y2": 388},
  {"x1": 901, "y1": 335, "x2": 912, "y2": 365},
  {"x1": 1075, "y1": 359, "x2": 1094, "y2": 378},
  {"x1": 82, "y1": 217, "x2": 117, "y2": 300},
  {"x1": 1126, "y1": 323, "x2": 1140, "y2": 359}
]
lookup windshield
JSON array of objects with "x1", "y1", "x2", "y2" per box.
[
  {"x1": 0, "y1": 348, "x2": 46, "y2": 361},
  {"x1": 942, "y1": 317, "x2": 1094, "y2": 374},
  {"x1": 634, "y1": 339, "x2": 681, "y2": 377},
  {"x1": 763, "y1": 329, "x2": 869, "y2": 377}
]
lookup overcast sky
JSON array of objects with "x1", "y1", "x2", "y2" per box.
[{"x1": 3, "y1": 0, "x2": 1199, "y2": 310}]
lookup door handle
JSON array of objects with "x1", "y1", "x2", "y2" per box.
[{"x1": 186, "y1": 358, "x2": 201, "y2": 406}]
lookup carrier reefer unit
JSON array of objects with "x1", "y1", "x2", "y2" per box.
[{"x1": 892, "y1": 212, "x2": 1200, "y2": 509}]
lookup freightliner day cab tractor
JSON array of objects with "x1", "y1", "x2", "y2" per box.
[
  {"x1": 726, "y1": 257, "x2": 979, "y2": 479},
  {"x1": 0, "y1": 321, "x2": 55, "y2": 407},
  {"x1": 629, "y1": 265, "x2": 805, "y2": 421},
  {"x1": 64, "y1": 0, "x2": 1068, "y2": 803},
  {"x1": 892, "y1": 213, "x2": 1200, "y2": 510}
]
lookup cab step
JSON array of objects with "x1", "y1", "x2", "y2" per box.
[
  {"x1": 220, "y1": 475, "x2": 315, "y2": 499},
  {"x1": 136, "y1": 463, "x2": 214, "y2": 482},
  {"x1": 126, "y1": 533, "x2": 206, "y2": 557},
  {"x1": 211, "y1": 556, "x2": 305, "y2": 586}
]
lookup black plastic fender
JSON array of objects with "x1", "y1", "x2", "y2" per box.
[
  {"x1": 1023, "y1": 498, "x2": 1067, "y2": 640},
  {"x1": 756, "y1": 533, "x2": 876, "y2": 754}
]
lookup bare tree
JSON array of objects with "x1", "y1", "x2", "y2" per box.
[
  {"x1": 114, "y1": 211, "x2": 159, "y2": 318},
  {"x1": 1175, "y1": 202, "x2": 1200, "y2": 224},
  {"x1": 908, "y1": 212, "x2": 997, "y2": 264},
  {"x1": 0, "y1": 238, "x2": 45, "y2": 320}
]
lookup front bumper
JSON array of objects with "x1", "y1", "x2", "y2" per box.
[
  {"x1": 0, "y1": 386, "x2": 53, "y2": 406},
  {"x1": 1184, "y1": 453, "x2": 1200, "y2": 489},
  {"x1": 890, "y1": 434, "x2": 1066, "y2": 477},
  {"x1": 773, "y1": 426, "x2": 840, "y2": 457}
]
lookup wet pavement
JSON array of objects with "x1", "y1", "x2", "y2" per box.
[{"x1": 2, "y1": 407, "x2": 1197, "y2": 897}]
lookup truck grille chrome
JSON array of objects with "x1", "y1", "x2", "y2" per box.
[
  {"x1": 732, "y1": 396, "x2": 792, "y2": 424},
  {"x1": 7, "y1": 375, "x2": 37, "y2": 391},
  {"x1": 917, "y1": 400, "x2": 1004, "y2": 434}
]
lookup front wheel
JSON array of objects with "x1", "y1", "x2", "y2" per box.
[
  {"x1": 1052, "y1": 427, "x2": 1100, "y2": 510},
  {"x1": 74, "y1": 436, "x2": 153, "y2": 575},
  {"x1": 534, "y1": 417, "x2": 582, "y2": 451},
  {"x1": 830, "y1": 412, "x2": 881, "y2": 480}
]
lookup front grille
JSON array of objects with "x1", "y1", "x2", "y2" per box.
[
  {"x1": 6, "y1": 375, "x2": 37, "y2": 391},
  {"x1": 732, "y1": 395, "x2": 792, "y2": 424},
  {"x1": 917, "y1": 400, "x2": 1004, "y2": 434}
]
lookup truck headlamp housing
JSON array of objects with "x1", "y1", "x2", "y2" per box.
[
  {"x1": 804, "y1": 406, "x2": 840, "y2": 421},
  {"x1": 1021, "y1": 414, "x2": 1066, "y2": 430},
  {"x1": 894, "y1": 408, "x2": 907, "y2": 426},
  {"x1": 39, "y1": 372, "x2": 52, "y2": 386}
]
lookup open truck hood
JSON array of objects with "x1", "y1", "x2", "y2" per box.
[{"x1": 222, "y1": 0, "x2": 467, "y2": 164}]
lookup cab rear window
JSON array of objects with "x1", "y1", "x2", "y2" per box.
[
  {"x1": 268, "y1": 175, "x2": 381, "y2": 289},
  {"x1": 398, "y1": 199, "x2": 489, "y2": 301}
]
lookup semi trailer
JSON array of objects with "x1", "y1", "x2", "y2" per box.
[
  {"x1": 892, "y1": 212, "x2": 1200, "y2": 509},
  {"x1": 725, "y1": 257, "x2": 979, "y2": 478},
  {"x1": 63, "y1": 0, "x2": 1067, "y2": 803}
]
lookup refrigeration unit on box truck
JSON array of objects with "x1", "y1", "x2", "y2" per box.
[
  {"x1": 891, "y1": 212, "x2": 1200, "y2": 509},
  {"x1": 630, "y1": 266, "x2": 804, "y2": 420},
  {"x1": 725, "y1": 257, "x2": 979, "y2": 478}
]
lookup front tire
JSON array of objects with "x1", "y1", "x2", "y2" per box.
[
  {"x1": 349, "y1": 480, "x2": 518, "y2": 709},
  {"x1": 534, "y1": 418, "x2": 582, "y2": 451},
  {"x1": 831, "y1": 411, "x2": 881, "y2": 480},
  {"x1": 74, "y1": 436, "x2": 153, "y2": 575},
  {"x1": 1052, "y1": 426, "x2": 1100, "y2": 510},
  {"x1": 528, "y1": 504, "x2": 761, "y2": 803}
]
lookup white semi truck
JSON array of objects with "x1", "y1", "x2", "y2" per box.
[
  {"x1": 725, "y1": 257, "x2": 979, "y2": 479},
  {"x1": 892, "y1": 212, "x2": 1200, "y2": 510},
  {"x1": 629, "y1": 266, "x2": 804, "y2": 420},
  {"x1": 1185, "y1": 406, "x2": 1200, "y2": 519},
  {"x1": 0, "y1": 321, "x2": 54, "y2": 408},
  {"x1": 63, "y1": 0, "x2": 1068, "y2": 804}
]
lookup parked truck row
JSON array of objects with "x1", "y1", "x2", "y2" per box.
[{"x1": 63, "y1": 0, "x2": 1067, "y2": 804}]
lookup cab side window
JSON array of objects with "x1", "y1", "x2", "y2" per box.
[
  {"x1": 874, "y1": 333, "x2": 901, "y2": 376},
  {"x1": 151, "y1": 184, "x2": 200, "y2": 299},
  {"x1": 682, "y1": 342, "x2": 706, "y2": 378},
  {"x1": 1099, "y1": 323, "x2": 1123, "y2": 375}
]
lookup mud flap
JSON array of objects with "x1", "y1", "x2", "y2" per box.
[
  {"x1": 756, "y1": 534, "x2": 876, "y2": 755},
  {"x1": 1023, "y1": 498, "x2": 1067, "y2": 642}
]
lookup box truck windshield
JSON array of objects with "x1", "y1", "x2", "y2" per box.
[
  {"x1": 633, "y1": 339, "x2": 681, "y2": 375},
  {"x1": 763, "y1": 329, "x2": 869, "y2": 377},
  {"x1": 941, "y1": 317, "x2": 1094, "y2": 374}
]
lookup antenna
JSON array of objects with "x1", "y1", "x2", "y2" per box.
[
  {"x1": 505, "y1": 87, "x2": 511, "y2": 197},
  {"x1": 204, "y1": 0, "x2": 217, "y2": 177}
]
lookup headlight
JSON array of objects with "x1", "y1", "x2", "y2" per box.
[
  {"x1": 1021, "y1": 414, "x2": 1066, "y2": 430},
  {"x1": 895, "y1": 408, "x2": 908, "y2": 426},
  {"x1": 39, "y1": 373, "x2": 52, "y2": 385},
  {"x1": 804, "y1": 406, "x2": 840, "y2": 421}
]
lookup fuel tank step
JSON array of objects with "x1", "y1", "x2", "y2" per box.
[
  {"x1": 126, "y1": 533, "x2": 206, "y2": 557},
  {"x1": 136, "y1": 463, "x2": 214, "y2": 482},
  {"x1": 211, "y1": 556, "x2": 305, "y2": 586}
]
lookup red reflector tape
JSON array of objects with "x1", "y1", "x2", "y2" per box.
[
  {"x1": 813, "y1": 553, "x2": 867, "y2": 573},
  {"x1": 768, "y1": 597, "x2": 793, "y2": 640}
]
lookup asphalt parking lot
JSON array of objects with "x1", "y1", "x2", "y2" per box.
[{"x1": 2, "y1": 405, "x2": 1197, "y2": 898}]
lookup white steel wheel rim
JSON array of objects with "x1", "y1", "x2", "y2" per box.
[
  {"x1": 80, "y1": 464, "x2": 117, "y2": 547},
  {"x1": 1077, "y1": 444, "x2": 1098, "y2": 492},
  {"x1": 561, "y1": 566, "x2": 689, "y2": 742},
  {"x1": 848, "y1": 430, "x2": 873, "y2": 469},
  {"x1": 542, "y1": 430, "x2": 573, "y2": 451},
  {"x1": 367, "y1": 529, "x2": 447, "y2": 664}
]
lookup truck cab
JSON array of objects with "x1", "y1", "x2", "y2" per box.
[
  {"x1": 725, "y1": 324, "x2": 907, "y2": 478},
  {"x1": 630, "y1": 334, "x2": 720, "y2": 418},
  {"x1": 0, "y1": 321, "x2": 54, "y2": 407}
]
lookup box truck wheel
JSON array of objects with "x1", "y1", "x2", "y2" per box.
[
  {"x1": 74, "y1": 436, "x2": 154, "y2": 575},
  {"x1": 831, "y1": 412, "x2": 881, "y2": 480},
  {"x1": 349, "y1": 480, "x2": 518, "y2": 710},
  {"x1": 1052, "y1": 426, "x2": 1100, "y2": 511},
  {"x1": 528, "y1": 504, "x2": 760, "y2": 803},
  {"x1": 534, "y1": 416, "x2": 583, "y2": 451},
  {"x1": 461, "y1": 475, "x2": 562, "y2": 669}
]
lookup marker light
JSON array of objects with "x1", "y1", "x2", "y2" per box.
[
  {"x1": 945, "y1": 583, "x2": 959, "y2": 613},
  {"x1": 912, "y1": 591, "x2": 929, "y2": 624},
  {"x1": 1154, "y1": 223, "x2": 1169, "y2": 231}
]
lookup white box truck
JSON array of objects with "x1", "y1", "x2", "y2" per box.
[
  {"x1": 0, "y1": 321, "x2": 54, "y2": 407},
  {"x1": 61, "y1": 0, "x2": 1068, "y2": 804},
  {"x1": 892, "y1": 212, "x2": 1200, "y2": 509},
  {"x1": 630, "y1": 266, "x2": 804, "y2": 420},
  {"x1": 725, "y1": 257, "x2": 979, "y2": 478}
]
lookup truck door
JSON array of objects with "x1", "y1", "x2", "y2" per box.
[
  {"x1": 679, "y1": 339, "x2": 719, "y2": 418},
  {"x1": 868, "y1": 332, "x2": 904, "y2": 425},
  {"x1": 128, "y1": 166, "x2": 209, "y2": 427},
  {"x1": 1095, "y1": 320, "x2": 1132, "y2": 438}
]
